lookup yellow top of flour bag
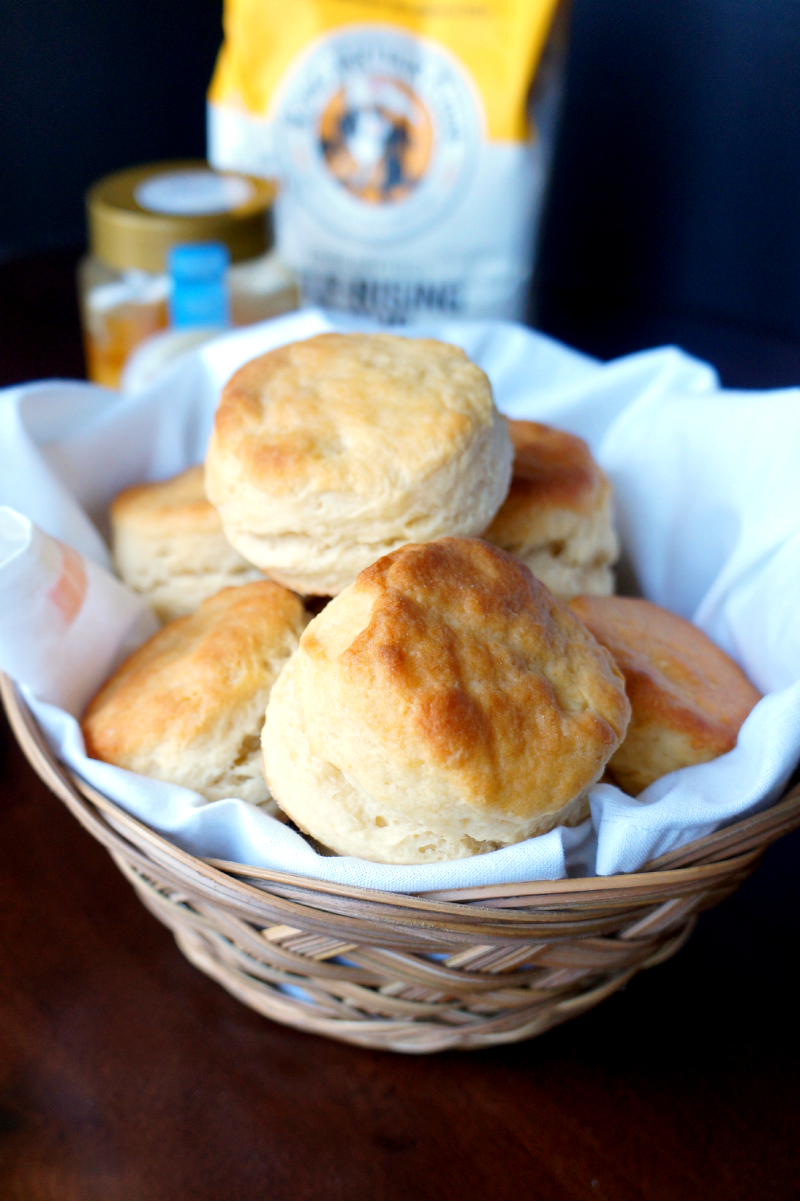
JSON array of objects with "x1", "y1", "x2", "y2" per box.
[{"x1": 209, "y1": 0, "x2": 561, "y2": 143}]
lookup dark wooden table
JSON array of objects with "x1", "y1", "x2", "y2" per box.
[{"x1": 2, "y1": 250, "x2": 800, "y2": 1201}]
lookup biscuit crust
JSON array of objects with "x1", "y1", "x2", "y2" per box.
[
  {"x1": 484, "y1": 420, "x2": 618, "y2": 598},
  {"x1": 111, "y1": 465, "x2": 223, "y2": 536},
  {"x1": 263, "y1": 538, "x2": 630, "y2": 863},
  {"x1": 83, "y1": 581, "x2": 307, "y2": 806},
  {"x1": 111, "y1": 466, "x2": 263, "y2": 621},
  {"x1": 569, "y1": 595, "x2": 761, "y2": 795},
  {"x1": 205, "y1": 334, "x2": 514, "y2": 595}
]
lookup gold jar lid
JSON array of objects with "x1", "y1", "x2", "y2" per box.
[{"x1": 87, "y1": 161, "x2": 275, "y2": 274}]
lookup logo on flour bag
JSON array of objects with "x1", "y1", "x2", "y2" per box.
[{"x1": 274, "y1": 26, "x2": 483, "y2": 243}]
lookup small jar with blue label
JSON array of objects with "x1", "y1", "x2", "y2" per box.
[{"x1": 79, "y1": 161, "x2": 299, "y2": 390}]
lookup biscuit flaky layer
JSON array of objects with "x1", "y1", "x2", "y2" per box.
[
  {"x1": 111, "y1": 465, "x2": 263, "y2": 622},
  {"x1": 569, "y1": 595, "x2": 761, "y2": 795},
  {"x1": 484, "y1": 420, "x2": 618, "y2": 599},
  {"x1": 205, "y1": 333, "x2": 514, "y2": 595},
  {"x1": 83, "y1": 581, "x2": 308, "y2": 806},
  {"x1": 263, "y1": 538, "x2": 630, "y2": 863}
]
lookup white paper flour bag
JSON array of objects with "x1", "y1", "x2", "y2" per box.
[{"x1": 208, "y1": 0, "x2": 567, "y2": 322}]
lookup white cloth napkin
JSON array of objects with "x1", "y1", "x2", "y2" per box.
[{"x1": 1, "y1": 310, "x2": 799, "y2": 893}]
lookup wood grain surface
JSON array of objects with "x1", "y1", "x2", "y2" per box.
[{"x1": 2, "y1": 250, "x2": 800, "y2": 1200}]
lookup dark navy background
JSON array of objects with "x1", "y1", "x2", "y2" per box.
[
  {"x1": 0, "y1": 0, "x2": 221, "y2": 259},
  {"x1": 535, "y1": 0, "x2": 800, "y2": 374},
  {"x1": 2, "y1": 0, "x2": 800, "y2": 372}
]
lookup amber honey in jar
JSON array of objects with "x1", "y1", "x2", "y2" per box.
[{"x1": 79, "y1": 162, "x2": 299, "y2": 388}]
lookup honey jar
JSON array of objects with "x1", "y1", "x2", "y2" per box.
[{"x1": 79, "y1": 162, "x2": 299, "y2": 388}]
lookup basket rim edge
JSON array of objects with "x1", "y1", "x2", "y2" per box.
[{"x1": 4, "y1": 670, "x2": 800, "y2": 912}]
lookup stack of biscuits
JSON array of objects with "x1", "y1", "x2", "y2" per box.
[{"x1": 82, "y1": 333, "x2": 761, "y2": 863}]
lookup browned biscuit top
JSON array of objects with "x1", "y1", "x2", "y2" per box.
[
  {"x1": 82, "y1": 580, "x2": 306, "y2": 766},
  {"x1": 303, "y1": 538, "x2": 630, "y2": 820},
  {"x1": 110, "y1": 465, "x2": 221, "y2": 536},
  {"x1": 209, "y1": 332, "x2": 496, "y2": 495},
  {"x1": 485, "y1": 419, "x2": 608, "y2": 544},
  {"x1": 569, "y1": 595, "x2": 761, "y2": 779}
]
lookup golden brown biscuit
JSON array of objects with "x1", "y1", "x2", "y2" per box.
[
  {"x1": 483, "y1": 419, "x2": 618, "y2": 598},
  {"x1": 83, "y1": 581, "x2": 307, "y2": 806},
  {"x1": 205, "y1": 333, "x2": 514, "y2": 595},
  {"x1": 568, "y1": 595, "x2": 761, "y2": 795},
  {"x1": 262, "y1": 538, "x2": 630, "y2": 863},
  {"x1": 111, "y1": 465, "x2": 263, "y2": 621}
]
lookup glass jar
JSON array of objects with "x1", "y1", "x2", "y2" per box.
[{"x1": 79, "y1": 162, "x2": 299, "y2": 389}]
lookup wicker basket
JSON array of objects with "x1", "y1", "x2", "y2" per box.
[{"x1": 4, "y1": 670, "x2": 800, "y2": 1054}]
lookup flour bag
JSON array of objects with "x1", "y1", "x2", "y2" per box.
[{"x1": 208, "y1": 0, "x2": 567, "y2": 323}]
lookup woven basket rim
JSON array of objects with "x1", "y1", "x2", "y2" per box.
[{"x1": 5, "y1": 671, "x2": 800, "y2": 917}]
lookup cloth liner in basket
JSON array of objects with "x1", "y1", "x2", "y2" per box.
[{"x1": 2, "y1": 312, "x2": 800, "y2": 1051}]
